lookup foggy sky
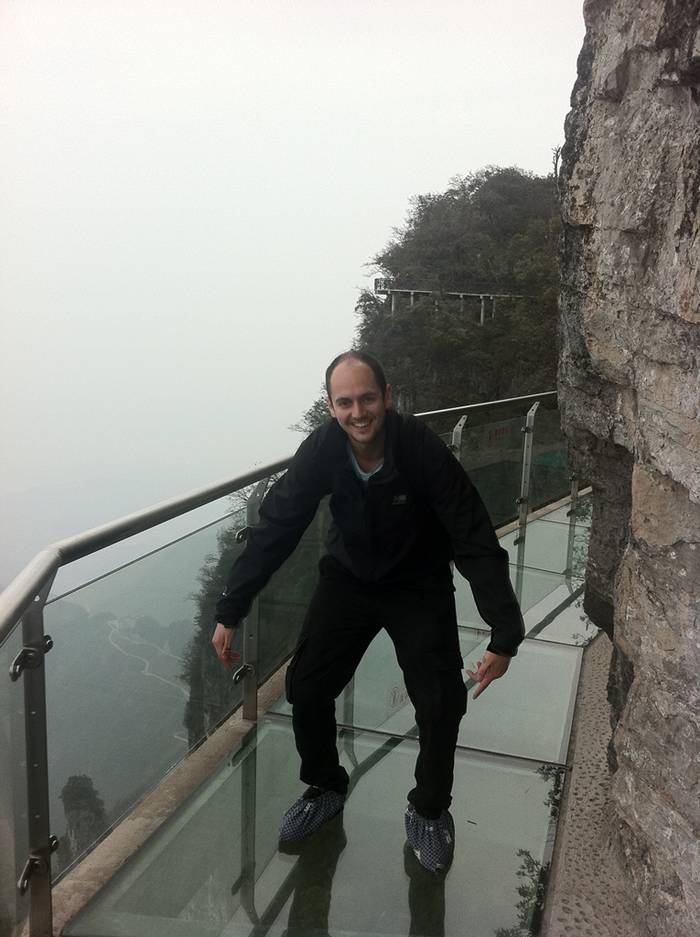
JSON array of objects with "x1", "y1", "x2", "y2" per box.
[{"x1": 0, "y1": 1, "x2": 585, "y2": 589}]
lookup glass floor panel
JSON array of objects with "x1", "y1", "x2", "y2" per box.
[
  {"x1": 530, "y1": 592, "x2": 598, "y2": 646},
  {"x1": 457, "y1": 637, "x2": 581, "y2": 763},
  {"x1": 272, "y1": 631, "x2": 581, "y2": 765},
  {"x1": 499, "y1": 519, "x2": 590, "y2": 577},
  {"x1": 522, "y1": 580, "x2": 585, "y2": 641},
  {"x1": 65, "y1": 720, "x2": 563, "y2": 937},
  {"x1": 454, "y1": 565, "x2": 588, "y2": 645}
]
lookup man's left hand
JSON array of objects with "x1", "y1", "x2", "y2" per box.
[{"x1": 466, "y1": 650, "x2": 510, "y2": 699}]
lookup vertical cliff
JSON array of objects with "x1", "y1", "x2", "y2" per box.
[{"x1": 558, "y1": 0, "x2": 699, "y2": 933}]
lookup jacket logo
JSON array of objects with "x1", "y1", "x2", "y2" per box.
[{"x1": 392, "y1": 494, "x2": 408, "y2": 505}]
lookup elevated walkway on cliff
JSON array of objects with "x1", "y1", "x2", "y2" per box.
[{"x1": 1, "y1": 392, "x2": 599, "y2": 937}]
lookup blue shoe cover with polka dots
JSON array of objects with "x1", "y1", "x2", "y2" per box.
[
  {"x1": 404, "y1": 804, "x2": 455, "y2": 873},
  {"x1": 278, "y1": 788, "x2": 345, "y2": 843}
]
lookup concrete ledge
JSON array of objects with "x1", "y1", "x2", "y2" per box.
[{"x1": 542, "y1": 632, "x2": 646, "y2": 937}]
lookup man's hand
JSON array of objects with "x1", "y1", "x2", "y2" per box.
[
  {"x1": 212, "y1": 622, "x2": 241, "y2": 670},
  {"x1": 466, "y1": 650, "x2": 511, "y2": 699}
]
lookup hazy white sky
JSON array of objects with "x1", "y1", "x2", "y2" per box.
[{"x1": 0, "y1": 0, "x2": 586, "y2": 586}]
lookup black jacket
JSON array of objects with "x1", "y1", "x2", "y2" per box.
[{"x1": 216, "y1": 409, "x2": 525, "y2": 656}]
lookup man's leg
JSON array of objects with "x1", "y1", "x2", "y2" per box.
[
  {"x1": 287, "y1": 574, "x2": 380, "y2": 793},
  {"x1": 382, "y1": 587, "x2": 467, "y2": 817},
  {"x1": 382, "y1": 586, "x2": 466, "y2": 870}
]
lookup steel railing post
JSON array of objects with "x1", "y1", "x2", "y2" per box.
[
  {"x1": 239, "y1": 731, "x2": 258, "y2": 921},
  {"x1": 565, "y1": 474, "x2": 580, "y2": 580},
  {"x1": 11, "y1": 576, "x2": 57, "y2": 937},
  {"x1": 514, "y1": 402, "x2": 539, "y2": 601},
  {"x1": 342, "y1": 676, "x2": 355, "y2": 729},
  {"x1": 450, "y1": 415, "x2": 468, "y2": 462},
  {"x1": 241, "y1": 479, "x2": 269, "y2": 722}
]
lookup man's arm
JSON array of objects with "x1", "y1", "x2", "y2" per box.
[
  {"x1": 214, "y1": 434, "x2": 326, "y2": 633},
  {"x1": 423, "y1": 429, "x2": 525, "y2": 658}
]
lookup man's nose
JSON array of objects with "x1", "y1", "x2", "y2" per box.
[{"x1": 351, "y1": 401, "x2": 365, "y2": 419}]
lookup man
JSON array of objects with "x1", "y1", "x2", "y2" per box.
[{"x1": 213, "y1": 351, "x2": 524, "y2": 873}]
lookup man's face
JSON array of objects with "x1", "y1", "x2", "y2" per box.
[{"x1": 327, "y1": 360, "x2": 392, "y2": 451}]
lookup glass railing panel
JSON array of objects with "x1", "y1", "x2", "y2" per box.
[
  {"x1": 46, "y1": 489, "x2": 263, "y2": 600},
  {"x1": 530, "y1": 406, "x2": 571, "y2": 512},
  {"x1": 64, "y1": 718, "x2": 564, "y2": 937},
  {"x1": 536, "y1": 496, "x2": 593, "y2": 528},
  {"x1": 43, "y1": 507, "x2": 248, "y2": 878},
  {"x1": 419, "y1": 409, "x2": 526, "y2": 528},
  {"x1": 41, "y1": 475, "x2": 336, "y2": 881},
  {"x1": 0, "y1": 623, "x2": 30, "y2": 937},
  {"x1": 458, "y1": 414, "x2": 525, "y2": 527},
  {"x1": 255, "y1": 497, "x2": 331, "y2": 687}
]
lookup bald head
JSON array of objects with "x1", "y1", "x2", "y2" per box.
[{"x1": 325, "y1": 351, "x2": 387, "y2": 397}]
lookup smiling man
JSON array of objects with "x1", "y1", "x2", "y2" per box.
[{"x1": 213, "y1": 350, "x2": 524, "y2": 872}]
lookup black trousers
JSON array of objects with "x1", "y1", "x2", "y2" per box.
[{"x1": 285, "y1": 570, "x2": 468, "y2": 817}]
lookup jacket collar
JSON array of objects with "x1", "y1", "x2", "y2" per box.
[{"x1": 327, "y1": 408, "x2": 401, "y2": 483}]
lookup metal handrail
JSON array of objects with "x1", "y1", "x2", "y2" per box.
[
  {"x1": 414, "y1": 390, "x2": 557, "y2": 419},
  {"x1": 0, "y1": 389, "x2": 559, "y2": 645},
  {"x1": 0, "y1": 457, "x2": 291, "y2": 646}
]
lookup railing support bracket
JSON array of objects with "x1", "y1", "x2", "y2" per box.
[
  {"x1": 9, "y1": 635, "x2": 53, "y2": 682},
  {"x1": 233, "y1": 663, "x2": 255, "y2": 685},
  {"x1": 17, "y1": 838, "x2": 57, "y2": 896}
]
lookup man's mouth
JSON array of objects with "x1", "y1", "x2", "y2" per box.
[{"x1": 352, "y1": 421, "x2": 371, "y2": 429}]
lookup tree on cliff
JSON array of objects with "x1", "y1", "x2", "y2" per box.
[
  {"x1": 294, "y1": 165, "x2": 560, "y2": 434},
  {"x1": 58, "y1": 774, "x2": 108, "y2": 867},
  {"x1": 359, "y1": 166, "x2": 560, "y2": 413}
]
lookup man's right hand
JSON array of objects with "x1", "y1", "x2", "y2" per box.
[{"x1": 212, "y1": 622, "x2": 241, "y2": 670}]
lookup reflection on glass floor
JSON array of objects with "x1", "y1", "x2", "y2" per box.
[{"x1": 65, "y1": 721, "x2": 563, "y2": 937}]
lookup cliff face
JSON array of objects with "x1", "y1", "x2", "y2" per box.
[{"x1": 558, "y1": 1, "x2": 700, "y2": 933}]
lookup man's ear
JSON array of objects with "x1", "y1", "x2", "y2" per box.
[
  {"x1": 326, "y1": 396, "x2": 336, "y2": 419},
  {"x1": 384, "y1": 383, "x2": 393, "y2": 408}
]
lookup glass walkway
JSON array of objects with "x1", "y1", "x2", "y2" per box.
[
  {"x1": 61, "y1": 500, "x2": 594, "y2": 937},
  {"x1": 0, "y1": 393, "x2": 597, "y2": 937}
]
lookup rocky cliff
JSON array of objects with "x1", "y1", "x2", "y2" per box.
[{"x1": 558, "y1": 0, "x2": 699, "y2": 933}]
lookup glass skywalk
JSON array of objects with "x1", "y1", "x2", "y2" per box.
[
  {"x1": 0, "y1": 395, "x2": 591, "y2": 937},
  {"x1": 63, "y1": 503, "x2": 592, "y2": 937}
]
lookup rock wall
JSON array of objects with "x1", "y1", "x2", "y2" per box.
[{"x1": 558, "y1": 1, "x2": 700, "y2": 933}]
